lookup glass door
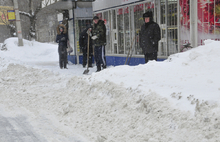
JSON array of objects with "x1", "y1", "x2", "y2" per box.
[{"x1": 158, "y1": 0, "x2": 178, "y2": 57}]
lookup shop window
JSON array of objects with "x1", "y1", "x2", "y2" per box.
[
  {"x1": 179, "y1": 0, "x2": 190, "y2": 48},
  {"x1": 180, "y1": 0, "x2": 190, "y2": 29},
  {"x1": 160, "y1": 42, "x2": 167, "y2": 56},
  {"x1": 124, "y1": 7, "x2": 130, "y2": 54},
  {"x1": 78, "y1": 19, "x2": 92, "y2": 53},
  {"x1": 103, "y1": 11, "x2": 111, "y2": 54},
  {"x1": 161, "y1": 2, "x2": 166, "y2": 25},
  {"x1": 78, "y1": 20, "x2": 92, "y2": 33},
  {"x1": 159, "y1": 0, "x2": 178, "y2": 56},
  {"x1": 134, "y1": 4, "x2": 144, "y2": 55},
  {"x1": 167, "y1": 2, "x2": 177, "y2": 26},
  {"x1": 168, "y1": 0, "x2": 178, "y2": 55},
  {"x1": 117, "y1": 8, "x2": 124, "y2": 54},
  {"x1": 197, "y1": 0, "x2": 220, "y2": 45},
  {"x1": 112, "y1": 9, "x2": 117, "y2": 54},
  {"x1": 112, "y1": 10, "x2": 116, "y2": 30},
  {"x1": 145, "y1": 2, "x2": 154, "y2": 17},
  {"x1": 198, "y1": 0, "x2": 220, "y2": 36}
]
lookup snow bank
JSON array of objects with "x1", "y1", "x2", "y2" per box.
[
  {"x1": 1, "y1": 38, "x2": 58, "y2": 65},
  {"x1": 1, "y1": 38, "x2": 220, "y2": 141},
  {"x1": 1, "y1": 63, "x2": 220, "y2": 142},
  {"x1": 85, "y1": 40, "x2": 220, "y2": 113}
]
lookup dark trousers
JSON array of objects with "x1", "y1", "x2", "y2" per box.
[
  {"x1": 58, "y1": 45, "x2": 67, "y2": 68},
  {"x1": 144, "y1": 52, "x2": 157, "y2": 63},
  {"x1": 82, "y1": 47, "x2": 93, "y2": 67},
  {"x1": 94, "y1": 45, "x2": 106, "y2": 68}
]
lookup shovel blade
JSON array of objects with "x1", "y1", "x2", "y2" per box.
[{"x1": 83, "y1": 69, "x2": 89, "y2": 74}]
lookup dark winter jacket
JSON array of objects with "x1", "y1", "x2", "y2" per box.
[
  {"x1": 92, "y1": 20, "x2": 106, "y2": 46},
  {"x1": 56, "y1": 24, "x2": 68, "y2": 47},
  {"x1": 79, "y1": 27, "x2": 92, "y2": 50},
  {"x1": 139, "y1": 21, "x2": 161, "y2": 54}
]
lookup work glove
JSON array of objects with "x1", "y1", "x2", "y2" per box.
[
  {"x1": 61, "y1": 37, "x2": 66, "y2": 41},
  {"x1": 87, "y1": 29, "x2": 92, "y2": 36},
  {"x1": 91, "y1": 35, "x2": 98, "y2": 40}
]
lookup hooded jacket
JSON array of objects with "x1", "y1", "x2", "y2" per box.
[
  {"x1": 140, "y1": 12, "x2": 161, "y2": 54},
  {"x1": 92, "y1": 20, "x2": 106, "y2": 46},
  {"x1": 56, "y1": 24, "x2": 68, "y2": 47}
]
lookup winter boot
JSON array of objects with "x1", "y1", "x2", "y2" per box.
[
  {"x1": 96, "y1": 65, "x2": 101, "y2": 72},
  {"x1": 102, "y1": 65, "x2": 106, "y2": 69},
  {"x1": 59, "y1": 61, "x2": 63, "y2": 69}
]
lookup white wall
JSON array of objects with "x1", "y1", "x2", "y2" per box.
[{"x1": 92, "y1": 0, "x2": 141, "y2": 11}]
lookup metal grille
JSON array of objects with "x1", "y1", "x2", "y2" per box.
[{"x1": 159, "y1": 0, "x2": 178, "y2": 56}]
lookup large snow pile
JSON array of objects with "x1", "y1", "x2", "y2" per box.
[
  {"x1": 0, "y1": 38, "x2": 220, "y2": 142},
  {"x1": 0, "y1": 38, "x2": 58, "y2": 71}
]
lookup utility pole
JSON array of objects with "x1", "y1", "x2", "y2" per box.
[{"x1": 13, "y1": 0, "x2": 23, "y2": 46}]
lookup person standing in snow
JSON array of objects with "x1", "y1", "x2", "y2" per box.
[
  {"x1": 140, "y1": 11, "x2": 161, "y2": 63},
  {"x1": 91, "y1": 16, "x2": 107, "y2": 72},
  {"x1": 79, "y1": 25, "x2": 93, "y2": 68},
  {"x1": 56, "y1": 24, "x2": 69, "y2": 69}
]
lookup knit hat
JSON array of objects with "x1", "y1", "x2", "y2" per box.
[
  {"x1": 143, "y1": 11, "x2": 153, "y2": 18},
  {"x1": 93, "y1": 16, "x2": 99, "y2": 20}
]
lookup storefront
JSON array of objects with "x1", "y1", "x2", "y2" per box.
[
  {"x1": 180, "y1": 0, "x2": 220, "y2": 48},
  {"x1": 92, "y1": 0, "x2": 220, "y2": 66},
  {"x1": 40, "y1": 0, "x2": 94, "y2": 64},
  {"x1": 41, "y1": 0, "x2": 220, "y2": 66}
]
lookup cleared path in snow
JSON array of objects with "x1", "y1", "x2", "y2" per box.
[{"x1": 0, "y1": 115, "x2": 46, "y2": 142}]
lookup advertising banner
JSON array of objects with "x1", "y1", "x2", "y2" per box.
[
  {"x1": 197, "y1": 0, "x2": 220, "y2": 45},
  {"x1": 179, "y1": 0, "x2": 190, "y2": 47},
  {"x1": 180, "y1": 0, "x2": 220, "y2": 47},
  {"x1": 0, "y1": 6, "x2": 14, "y2": 25},
  {"x1": 7, "y1": 10, "x2": 15, "y2": 21}
]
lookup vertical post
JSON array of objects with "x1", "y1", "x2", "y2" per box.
[
  {"x1": 13, "y1": 0, "x2": 23, "y2": 46},
  {"x1": 190, "y1": 0, "x2": 198, "y2": 47},
  {"x1": 156, "y1": 0, "x2": 162, "y2": 56},
  {"x1": 73, "y1": 9, "x2": 79, "y2": 64},
  {"x1": 156, "y1": 0, "x2": 161, "y2": 24},
  {"x1": 165, "y1": 0, "x2": 168, "y2": 56},
  {"x1": 177, "y1": 0, "x2": 180, "y2": 52},
  {"x1": 130, "y1": 6, "x2": 135, "y2": 55}
]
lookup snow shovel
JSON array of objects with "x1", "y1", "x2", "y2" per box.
[
  {"x1": 83, "y1": 33, "x2": 90, "y2": 74},
  {"x1": 125, "y1": 37, "x2": 135, "y2": 65}
]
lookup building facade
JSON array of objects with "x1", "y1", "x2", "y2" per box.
[
  {"x1": 92, "y1": 0, "x2": 220, "y2": 66},
  {"x1": 40, "y1": 0, "x2": 220, "y2": 66}
]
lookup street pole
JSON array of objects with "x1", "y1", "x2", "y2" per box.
[
  {"x1": 13, "y1": 0, "x2": 23, "y2": 46},
  {"x1": 190, "y1": 0, "x2": 198, "y2": 48}
]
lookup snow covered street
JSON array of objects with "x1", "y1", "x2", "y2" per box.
[
  {"x1": 0, "y1": 114, "x2": 46, "y2": 142},
  {"x1": 1, "y1": 38, "x2": 220, "y2": 141}
]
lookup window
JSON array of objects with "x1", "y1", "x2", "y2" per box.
[
  {"x1": 124, "y1": 7, "x2": 130, "y2": 54},
  {"x1": 103, "y1": 11, "x2": 111, "y2": 54},
  {"x1": 117, "y1": 8, "x2": 124, "y2": 54},
  {"x1": 134, "y1": 4, "x2": 144, "y2": 55},
  {"x1": 167, "y1": 0, "x2": 178, "y2": 55}
]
